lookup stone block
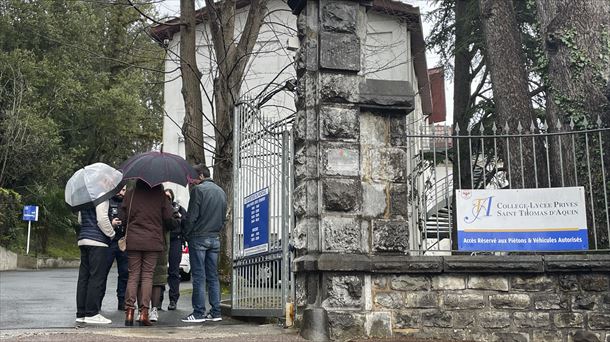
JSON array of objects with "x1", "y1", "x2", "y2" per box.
[
  {"x1": 365, "y1": 147, "x2": 408, "y2": 182},
  {"x1": 322, "y1": 216, "x2": 362, "y2": 252},
  {"x1": 588, "y1": 314, "x2": 610, "y2": 330},
  {"x1": 303, "y1": 72, "x2": 320, "y2": 109},
  {"x1": 321, "y1": 1, "x2": 358, "y2": 33},
  {"x1": 572, "y1": 294, "x2": 598, "y2": 310},
  {"x1": 359, "y1": 79, "x2": 415, "y2": 112},
  {"x1": 372, "y1": 219, "x2": 409, "y2": 252},
  {"x1": 364, "y1": 312, "x2": 392, "y2": 338},
  {"x1": 511, "y1": 275, "x2": 556, "y2": 292},
  {"x1": 452, "y1": 312, "x2": 475, "y2": 328},
  {"x1": 320, "y1": 72, "x2": 360, "y2": 103},
  {"x1": 359, "y1": 111, "x2": 387, "y2": 147},
  {"x1": 444, "y1": 255, "x2": 544, "y2": 273},
  {"x1": 490, "y1": 294, "x2": 530, "y2": 309},
  {"x1": 292, "y1": 218, "x2": 313, "y2": 251},
  {"x1": 322, "y1": 274, "x2": 363, "y2": 309},
  {"x1": 322, "y1": 144, "x2": 359, "y2": 177},
  {"x1": 293, "y1": 183, "x2": 306, "y2": 218},
  {"x1": 491, "y1": 332, "x2": 529, "y2": 342},
  {"x1": 373, "y1": 276, "x2": 387, "y2": 290},
  {"x1": 544, "y1": 254, "x2": 610, "y2": 272},
  {"x1": 533, "y1": 330, "x2": 563, "y2": 342},
  {"x1": 569, "y1": 331, "x2": 602, "y2": 342},
  {"x1": 513, "y1": 312, "x2": 551, "y2": 328},
  {"x1": 390, "y1": 115, "x2": 408, "y2": 146},
  {"x1": 443, "y1": 294, "x2": 486, "y2": 309},
  {"x1": 432, "y1": 275, "x2": 466, "y2": 290},
  {"x1": 405, "y1": 293, "x2": 438, "y2": 308},
  {"x1": 468, "y1": 276, "x2": 509, "y2": 291},
  {"x1": 534, "y1": 294, "x2": 567, "y2": 310},
  {"x1": 393, "y1": 311, "x2": 420, "y2": 329},
  {"x1": 602, "y1": 294, "x2": 610, "y2": 311},
  {"x1": 389, "y1": 183, "x2": 409, "y2": 217},
  {"x1": 479, "y1": 311, "x2": 511, "y2": 329},
  {"x1": 579, "y1": 274, "x2": 609, "y2": 292},
  {"x1": 374, "y1": 292, "x2": 403, "y2": 309},
  {"x1": 327, "y1": 311, "x2": 365, "y2": 342},
  {"x1": 321, "y1": 105, "x2": 359, "y2": 140},
  {"x1": 559, "y1": 274, "x2": 580, "y2": 291},
  {"x1": 322, "y1": 178, "x2": 361, "y2": 212},
  {"x1": 362, "y1": 182, "x2": 387, "y2": 218},
  {"x1": 320, "y1": 32, "x2": 360, "y2": 71},
  {"x1": 390, "y1": 275, "x2": 430, "y2": 291},
  {"x1": 293, "y1": 110, "x2": 306, "y2": 146},
  {"x1": 421, "y1": 310, "x2": 452, "y2": 328},
  {"x1": 554, "y1": 313, "x2": 584, "y2": 328},
  {"x1": 294, "y1": 275, "x2": 307, "y2": 307},
  {"x1": 371, "y1": 255, "x2": 443, "y2": 273},
  {"x1": 293, "y1": 145, "x2": 307, "y2": 183}
]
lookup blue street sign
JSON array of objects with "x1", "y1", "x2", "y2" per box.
[
  {"x1": 243, "y1": 188, "x2": 270, "y2": 256},
  {"x1": 23, "y1": 205, "x2": 39, "y2": 222}
]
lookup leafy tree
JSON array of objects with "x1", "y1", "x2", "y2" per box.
[{"x1": 0, "y1": 0, "x2": 164, "y2": 252}]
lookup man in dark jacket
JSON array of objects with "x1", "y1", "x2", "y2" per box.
[
  {"x1": 99, "y1": 186, "x2": 128, "y2": 310},
  {"x1": 181, "y1": 164, "x2": 227, "y2": 323}
]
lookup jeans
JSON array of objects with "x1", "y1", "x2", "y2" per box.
[
  {"x1": 100, "y1": 240, "x2": 128, "y2": 307},
  {"x1": 167, "y1": 237, "x2": 183, "y2": 303},
  {"x1": 76, "y1": 245, "x2": 107, "y2": 318},
  {"x1": 188, "y1": 236, "x2": 220, "y2": 317}
]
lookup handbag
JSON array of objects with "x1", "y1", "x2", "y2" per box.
[{"x1": 118, "y1": 191, "x2": 134, "y2": 252}]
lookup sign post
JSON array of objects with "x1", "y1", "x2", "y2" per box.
[
  {"x1": 456, "y1": 187, "x2": 588, "y2": 251},
  {"x1": 22, "y1": 205, "x2": 39, "y2": 254},
  {"x1": 243, "y1": 188, "x2": 270, "y2": 256}
]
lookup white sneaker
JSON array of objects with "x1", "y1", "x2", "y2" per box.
[
  {"x1": 84, "y1": 314, "x2": 112, "y2": 324},
  {"x1": 149, "y1": 307, "x2": 158, "y2": 322},
  {"x1": 75, "y1": 317, "x2": 85, "y2": 323}
]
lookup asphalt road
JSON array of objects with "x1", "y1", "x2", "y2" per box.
[
  {"x1": 0, "y1": 268, "x2": 308, "y2": 341},
  {"x1": 1, "y1": 267, "x2": 209, "y2": 329}
]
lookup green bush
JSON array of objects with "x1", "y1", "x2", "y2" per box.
[{"x1": 0, "y1": 188, "x2": 25, "y2": 250}]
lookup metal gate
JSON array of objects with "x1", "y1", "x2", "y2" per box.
[{"x1": 231, "y1": 101, "x2": 293, "y2": 318}]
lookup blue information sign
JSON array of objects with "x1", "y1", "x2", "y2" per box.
[
  {"x1": 243, "y1": 188, "x2": 270, "y2": 256},
  {"x1": 22, "y1": 205, "x2": 39, "y2": 222}
]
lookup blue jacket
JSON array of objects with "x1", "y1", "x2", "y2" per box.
[{"x1": 78, "y1": 208, "x2": 111, "y2": 246}]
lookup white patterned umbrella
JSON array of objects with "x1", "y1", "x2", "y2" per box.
[{"x1": 64, "y1": 163, "x2": 123, "y2": 211}]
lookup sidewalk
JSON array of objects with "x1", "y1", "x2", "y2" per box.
[{"x1": 0, "y1": 324, "x2": 305, "y2": 341}]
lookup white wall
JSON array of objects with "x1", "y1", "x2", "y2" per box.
[{"x1": 162, "y1": 2, "x2": 427, "y2": 207}]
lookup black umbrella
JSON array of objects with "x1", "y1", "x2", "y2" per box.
[{"x1": 119, "y1": 151, "x2": 198, "y2": 187}]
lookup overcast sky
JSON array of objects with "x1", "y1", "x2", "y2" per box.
[{"x1": 154, "y1": 0, "x2": 453, "y2": 123}]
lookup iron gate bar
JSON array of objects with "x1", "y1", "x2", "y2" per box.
[
  {"x1": 408, "y1": 120, "x2": 609, "y2": 254},
  {"x1": 231, "y1": 100, "x2": 293, "y2": 318}
]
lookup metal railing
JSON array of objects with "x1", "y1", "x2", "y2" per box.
[
  {"x1": 231, "y1": 100, "x2": 293, "y2": 318},
  {"x1": 407, "y1": 118, "x2": 609, "y2": 254}
]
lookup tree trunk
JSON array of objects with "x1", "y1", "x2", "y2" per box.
[
  {"x1": 204, "y1": 0, "x2": 269, "y2": 282},
  {"x1": 478, "y1": 0, "x2": 537, "y2": 188},
  {"x1": 453, "y1": 0, "x2": 475, "y2": 191},
  {"x1": 536, "y1": 0, "x2": 610, "y2": 184},
  {"x1": 180, "y1": 0, "x2": 205, "y2": 165},
  {"x1": 537, "y1": 0, "x2": 610, "y2": 248}
]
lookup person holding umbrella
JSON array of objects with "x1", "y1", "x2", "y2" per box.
[
  {"x1": 117, "y1": 150, "x2": 198, "y2": 326},
  {"x1": 120, "y1": 180, "x2": 178, "y2": 326},
  {"x1": 65, "y1": 163, "x2": 124, "y2": 325}
]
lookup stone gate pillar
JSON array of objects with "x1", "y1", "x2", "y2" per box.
[{"x1": 288, "y1": 0, "x2": 415, "y2": 340}]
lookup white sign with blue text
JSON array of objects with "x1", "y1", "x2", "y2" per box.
[
  {"x1": 243, "y1": 188, "x2": 270, "y2": 256},
  {"x1": 456, "y1": 187, "x2": 588, "y2": 251}
]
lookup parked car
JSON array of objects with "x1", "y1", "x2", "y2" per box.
[{"x1": 180, "y1": 243, "x2": 191, "y2": 281}]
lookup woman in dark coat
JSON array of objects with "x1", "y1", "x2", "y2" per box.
[{"x1": 120, "y1": 180, "x2": 177, "y2": 326}]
